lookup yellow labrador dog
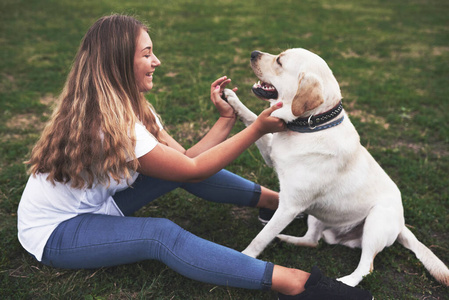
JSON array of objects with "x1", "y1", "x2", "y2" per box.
[{"x1": 223, "y1": 48, "x2": 449, "y2": 287}]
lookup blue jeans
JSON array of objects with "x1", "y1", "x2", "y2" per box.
[{"x1": 41, "y1": 170, "x2": 274, "y2": 290}]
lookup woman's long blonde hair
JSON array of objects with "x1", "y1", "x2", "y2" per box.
[{"x1": 27, "y1": 14, "x2": 163, "y2": 189}]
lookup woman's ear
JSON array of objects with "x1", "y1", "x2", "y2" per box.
[{"x1": 291, "y1": 72, "x2": 324, "y2": 117}]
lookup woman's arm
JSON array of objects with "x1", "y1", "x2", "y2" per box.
[
  {"x1": 159, "y1": 76, "x2": 238, "y2": 158},
  {"x1": 159, "y1": 115, "x2": 236, "y2": 158},
  {"x1": 137, "y1": 102, "x2": 285, "y2": 182}
]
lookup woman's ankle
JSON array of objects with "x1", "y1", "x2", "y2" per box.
[{"x1": 257, "y1": 186, "x2": 279, "y2": 210}]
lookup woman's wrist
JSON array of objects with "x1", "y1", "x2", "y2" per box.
[{"x1": 219, "y1": 114, "x2": 237, "y2": 119}]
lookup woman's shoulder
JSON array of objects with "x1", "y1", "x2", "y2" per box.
[{"x1": 134, "y1": 122, "x2": 159, "y2": 159}]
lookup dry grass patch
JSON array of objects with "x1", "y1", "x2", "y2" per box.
[
  {"x1": 4, "y1": 94, "x2": 56, "y2": 135},
  {"x1": 345, "y1": 100, "x2": 391, "y2": 129}
]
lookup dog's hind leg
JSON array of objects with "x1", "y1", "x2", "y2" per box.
[
  {"x1": 277, "y1": 215, "x2": 323, "y2": 247},
  {"x1": 338, "y1": 205, "x2": 402, "y2": 287}
]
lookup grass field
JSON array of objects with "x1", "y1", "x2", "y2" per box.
[{"x1": 1, "y1": 0, "x2": 449, "y2": 299}]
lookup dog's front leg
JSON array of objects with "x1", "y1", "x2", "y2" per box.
[
  {"x1": 223, "y1": 89, "x2": 273, "y2": 167},
  {"x1": 253, "y1": 134, "x2": 273, "y2": 167},
  {"x1": 242, "y1": 203, "x2": 299, "y2": 258}
]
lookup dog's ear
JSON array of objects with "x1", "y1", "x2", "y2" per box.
[{"x1": 291, "y1": 73, "x2": 324, "y2": 117}]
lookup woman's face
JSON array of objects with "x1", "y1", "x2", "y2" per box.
[{"x1": 134, "y1": 28, "x2": 161, "y2": 93}]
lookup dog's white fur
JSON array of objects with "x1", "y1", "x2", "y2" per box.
[{"x1": 224, "y1": 48, "x2": 449, "y2": 287}]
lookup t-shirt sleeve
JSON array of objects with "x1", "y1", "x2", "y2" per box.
[
  {"x1": 150, "y1": 107, "x2": 164, "y2": 131},
  {"x1": 134, "y1": 122, "x2": 159, "y2": 159}
]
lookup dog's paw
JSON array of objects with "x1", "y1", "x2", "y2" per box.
[
  {"x1": 337, "y1": 275, "x2": 361, "y2": 287},
  {"x1": 222, "y1": 88, "x2": 241, "y2": 108},
  {"x1": 223, "y1": 88, "x2": 237, "y2": 98}
]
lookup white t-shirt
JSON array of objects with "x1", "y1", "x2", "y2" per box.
[{"x1": 18, "y1": 120, "x2": 162, "y2": 261}]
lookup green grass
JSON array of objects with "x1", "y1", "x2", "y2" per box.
[{"x1": 1, "y1": 0, "x2": 448, "y2": 299}]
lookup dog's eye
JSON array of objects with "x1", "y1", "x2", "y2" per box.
[{"x1": 276, "y1": 56, "x2": 282, "y2": 66}]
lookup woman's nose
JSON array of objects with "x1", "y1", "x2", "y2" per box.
[{"x1": 152, "y1": 54, "x2": 161, "y2": 67}]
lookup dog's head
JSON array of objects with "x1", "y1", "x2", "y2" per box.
[{"x1": 250, "y1": 48, "x2": 342, "y2": 122}]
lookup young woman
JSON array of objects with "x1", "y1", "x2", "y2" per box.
[{"x1": 17, "y1": 14, "x2": 372, "y2": 299}]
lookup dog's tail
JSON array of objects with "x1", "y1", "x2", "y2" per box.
[{"x1": 397, "y1": 225, "x2": 449, "y2": 286}]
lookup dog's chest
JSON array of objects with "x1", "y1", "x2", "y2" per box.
[{"x1": 270, "y1": 132, "x2": 337, "y2": 169}]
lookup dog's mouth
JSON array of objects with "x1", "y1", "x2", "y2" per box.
[{"x1": 252, "y1": 80, "x2": 279, "y2": 100}]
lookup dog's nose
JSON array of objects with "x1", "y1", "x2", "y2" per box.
[{"x1": 251, "y1": 50, "x2": 262, "y2": 61}]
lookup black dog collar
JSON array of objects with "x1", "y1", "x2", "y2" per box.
[{"x1": 287, "y1": 101, "x2": 344, "y2": 133}]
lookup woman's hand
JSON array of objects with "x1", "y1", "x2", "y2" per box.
[
  {"x1": 210, "y1": 76, "x2": 237, "y2": 118},
  {"x1": 252, "y1": 102, "x2": 287, "y2": 135}
]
